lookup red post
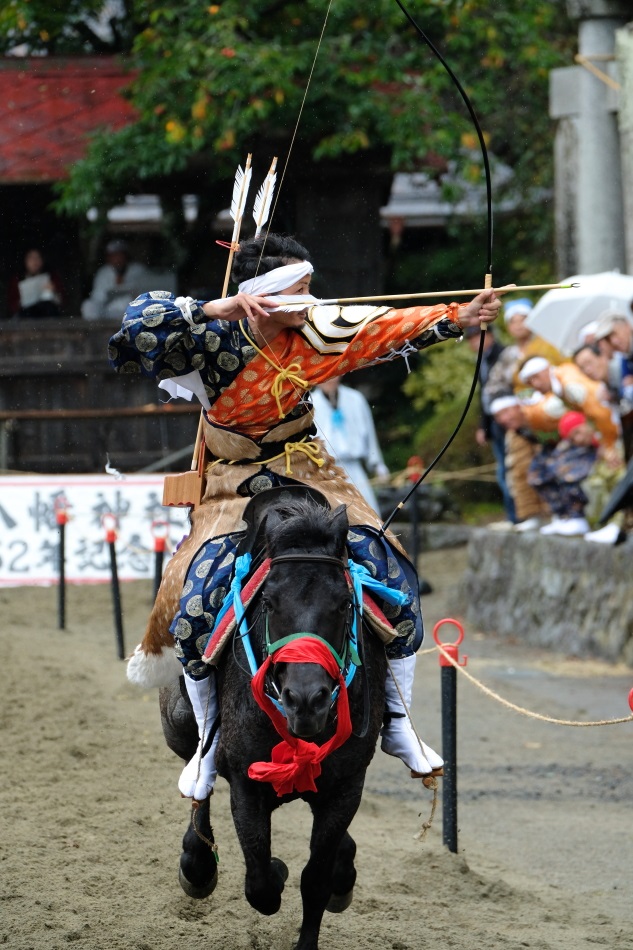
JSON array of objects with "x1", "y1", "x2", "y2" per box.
[
  {"x1": 151, "y1": 519, "x2": 169, "y2": 599},
  {"x1": 54, "y1": 495, "x2": 70, "y2": 630},
  {"x1": 102, "y1": 514, "x2": 125, "y2": 660}
]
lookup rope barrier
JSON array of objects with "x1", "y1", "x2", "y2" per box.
[
  {"x1": 374, "y1": 461, "x2": 498, "y2": 489},
  {"x1": 431, "y1": 641, "x2": 633, "y2": 727}
]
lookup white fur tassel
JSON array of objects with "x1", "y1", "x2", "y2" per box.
[{"x1": 126, "y1": 643, "x2": 182, "y2": 688}]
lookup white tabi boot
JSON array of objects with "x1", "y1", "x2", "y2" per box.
[
  {"x1": 178, "y1": 672, "x2": 220, "y2": 801},
  {"x1": 380, "y1": 654, "x2": 444, "y2": 776}
]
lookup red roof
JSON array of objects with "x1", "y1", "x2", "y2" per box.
[{"x1": 0, "y1": 57, "x2": 137, "y2": 183}]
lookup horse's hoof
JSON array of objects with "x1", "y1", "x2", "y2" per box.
[
  {"x1": 178, "y1": 864, "x2": 218, "y2": 900},
  {"x1": 326, "y1": 888, "x2": 354, "y2": 913},
  {"x1": 270, "y1": 857, "x2": 289, "y2": 883}
]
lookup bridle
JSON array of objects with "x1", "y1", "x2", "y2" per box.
[
  {"x1": 262, "y1": 550, "x2": 359, "y2": 711},
  {"x1": 269, "y1": 554, "x2": 349, "y2": 570}
]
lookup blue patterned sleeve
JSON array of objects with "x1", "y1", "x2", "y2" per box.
[
  {"x1": 412, "y1": 317, "x2": 463, "y2": 350},
  {"x1": 107, "y1": 291, "x2": 221, "y2": 379}
]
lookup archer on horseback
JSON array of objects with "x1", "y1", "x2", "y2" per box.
[{"x1": 109, "y1": 231, "x2": 501, "y2": 800}]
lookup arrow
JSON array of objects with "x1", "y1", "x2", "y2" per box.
[{"x1": 316, "y1": 282, "x2": 579, "y2": 306}]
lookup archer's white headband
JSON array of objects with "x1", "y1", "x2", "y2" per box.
[{"x1": 238, "y1": 261, "x2": 314, "y2": 295}]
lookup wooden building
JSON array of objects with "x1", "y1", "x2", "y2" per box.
[
  {"x1": 0, "y1": 319, "x2": 199, "y2": 474},
  {"x1": 0, "y1": 57, "x2": 197, "y2": 475}
]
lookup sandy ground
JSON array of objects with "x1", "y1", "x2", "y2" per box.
[{"x1": 1, "y1": 545, "x2": 632, "y2": 950}]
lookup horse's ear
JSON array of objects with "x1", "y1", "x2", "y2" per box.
[
  {"x1": 331, "y1": 504, "x2": 349, "y2": 547},
  {"x1": 264, "y1": 507, "x2": 284, "y2": 541}
]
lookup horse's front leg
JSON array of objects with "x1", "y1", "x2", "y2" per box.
[
  {"x1": 179, "y1": 796, "x2": 219, "y2": 899},
  {"x1": 296, "y1": 782, "x2": 364, "y2": 950},
  {"x1": 229, "y1": 779, "x2": 287, "y2": 916}
]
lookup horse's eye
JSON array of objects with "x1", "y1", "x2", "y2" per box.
[{"x1": 338, "y1": 600, "x2": 351, "y2": 615}]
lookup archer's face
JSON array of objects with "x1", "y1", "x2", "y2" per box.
[
  {"x1": 280, "y1": 272, "x2": 312, "y2": 296},
  {"x1": 267, "y1": 265, "x2": 313, "y2": 328}
]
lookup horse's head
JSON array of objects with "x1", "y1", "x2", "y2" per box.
[{"x1": 262, "y1": 500, "x2": 352, "y2": 739}]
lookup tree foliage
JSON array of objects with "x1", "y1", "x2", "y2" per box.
[
  {"x1": 1, "y1": 1, "x2": 577, "y2": 474},
  {"x1": 0, "y1": 0, "x2": 576, "y2": 217}
]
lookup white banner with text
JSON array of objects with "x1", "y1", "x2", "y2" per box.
[{"x1": 0, "y1": 474, "x2": 190, "y2": 587}]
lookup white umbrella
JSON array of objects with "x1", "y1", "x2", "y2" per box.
[{"x1": 525, "y1": 270, "x2": 633, "y2": 356}]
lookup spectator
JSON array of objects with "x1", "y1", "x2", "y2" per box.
[
  {"x1": 577, "y1": 320, "x2": 599, "y2": 348},
  {"x1": 82, "y1": 240, "x2": 152, "y2": 320},
  {"x1": 593, "y1": 311, "x2": 633, "y2": 461},
  {"x1": 573, "y1": 341, "x2": 616, "y2": 396},
  {"x1": 489, "y1": 394, "x2": 562, "y2": 532},
  {"x1": 528, "y1": 411, "x2": 597, "y2": 536},
  {"x1": 583, "y1": 459, "x2": 627, "y2": 545},
  {"x1": 464, "y1": 325, "x2": 514, "y2": 525},
  {"x1": 573, "y1": 342, "x2": 624, "y2": 452},
  {"x1": 485, "y1": 298, "x2": 562, "y2": 404},
  {"x1": 7, "y1": 248, "x2": 63, "y2": 318},
  {"x1": 311, "y1": 377, "x2": 389, "y2": 512},
  {"x1": 518, "y1": 356, "x2": 620, "y2": 454},
  {"x1": 573, "y1": 341, "x2": 629, "y2": 543},
  {"x1": 484, "y1": 298, "x2": 563, "y2": 532},
  {"x1": 593, "y1": 310, "x2": 633, "y2": 360}
]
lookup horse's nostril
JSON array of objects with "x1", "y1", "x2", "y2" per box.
[
  {"x1": 313, "y1": 687, "x2": 331, "y2": 709},
  {"x1": 281, "y1": 688, "x2": 299, "y2": 712}
]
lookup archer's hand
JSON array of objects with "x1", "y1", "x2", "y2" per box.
[
  {"x1": 459, "y1": 289, "x2": 502, "y2": 328},
  {"x1": 202, "y1": 292, "x2": 279, "y2": 321}
]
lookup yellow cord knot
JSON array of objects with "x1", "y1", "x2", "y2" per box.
[
  {"x1": 284, "y1": 440, "x2": 325, "y2": 475},
  {"x1": 271, "y1": 362, "x2": 309, "y2": 419}
]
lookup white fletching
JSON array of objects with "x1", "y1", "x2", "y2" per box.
[
  {"x1": 229, "y1": 157, "x2": 253, "y2": 239},
  {"x1": 253, "y1": 157, "x2": 278, "y2": 238}
]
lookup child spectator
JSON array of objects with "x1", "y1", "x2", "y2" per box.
[{"x1": 529, "y1": 411, "x2": 597, "y2": 536}]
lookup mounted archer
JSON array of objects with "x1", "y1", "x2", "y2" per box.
[{"x1": 108, "y1": 231, "x2": 501, "y2": 800}]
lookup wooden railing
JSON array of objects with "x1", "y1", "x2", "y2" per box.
[{"x1": 0, "y1": 318, "x2": 199, "y2": 473}]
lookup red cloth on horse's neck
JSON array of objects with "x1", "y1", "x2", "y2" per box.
[{"x1": 248, "y1": 637, "x2": 352, "y2": 796}]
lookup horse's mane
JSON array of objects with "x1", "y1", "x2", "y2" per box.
[{"x1": 265, "y1": 499, "x2": 347, "y2": 559}]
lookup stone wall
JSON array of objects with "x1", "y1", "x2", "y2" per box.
[{"x1": 458, "y1": 528, "x2": 633, "y2": 666}]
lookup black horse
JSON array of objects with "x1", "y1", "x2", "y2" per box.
[{"x1": 160, "y1": 491, "x2": 387, "y2": 950}]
